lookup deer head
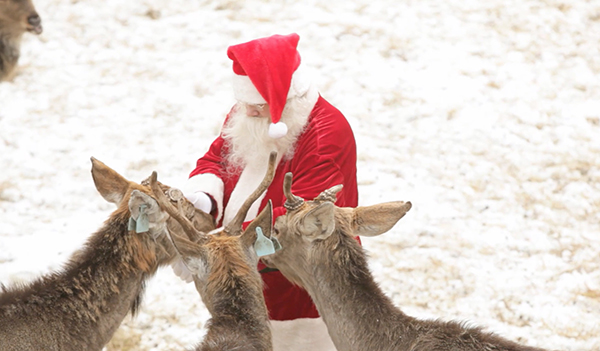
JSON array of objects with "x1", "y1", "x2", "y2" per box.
[
  {"x1": 0, "y1": 0, "x2": 43, "y2": 36},
  {"x1": 148, "y1": 152, "x2": 277, "y2": 309},
  {"x1": 90, "y1": 157, "x2": 215, "y2": 268},
  {"x1": 261, "y1": 172, "x2": 412, "y2": 286}
]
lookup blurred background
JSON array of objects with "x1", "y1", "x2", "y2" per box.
[{"x1": 0, "y1": 0, "x2": 599, "y2": 350}]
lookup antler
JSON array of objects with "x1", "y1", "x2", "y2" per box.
[
  {"x1": 283, "y1": 172, "x2": 304, "y2": 211},
  {"x1": 224, "y1": 151, "x2": 277, "y2": 235},
  {"x1": 149, "y1": 172, "x2": 198, "y2": 242},
  {"x1": 315, "y1": 184, "x2": 343, "y2": 203}
]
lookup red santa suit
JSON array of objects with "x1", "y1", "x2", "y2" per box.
[{"x1": 184, "y1": 34, "x2": 358, "y2": 321}]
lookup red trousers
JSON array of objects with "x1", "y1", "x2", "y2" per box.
[{"x1": 260, "y1": 269, "x2": 319, "y2": 320}]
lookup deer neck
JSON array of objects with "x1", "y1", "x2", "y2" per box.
[
  {"x1": 299, "y1": 232, "x2": 411, "y2": 351},
  {"x1": 0, "y1": 215, "x2": 151, "y2": 349},
  {"x1": 0, "y1": 31, "x2": 21, "y2": 78},
  {"x1": 202, "y1": 270, "x2": 271, "y2": 350}
]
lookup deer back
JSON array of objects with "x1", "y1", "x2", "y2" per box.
[
  {"x1": 0, "y1": 157, "x2": 215, "y2": 351},
  {"x1": 262, "y1": 172, "x2": 548, "y2": 351}
]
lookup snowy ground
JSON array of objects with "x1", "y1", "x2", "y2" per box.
[{"x1": 1, "y1": 0, "x2": 599, "y2": 350}]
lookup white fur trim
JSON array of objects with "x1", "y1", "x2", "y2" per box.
[
  {"x1": 183, "y1": 173, "x2": 224, "y2": 224},
  {"x1": 232, "y1": 75, "x2": 266, "y2": 104},
  {"x1": 231, "y1": 65, "x2": 313, "y2": 104},
  {"x1": 288, "y1": 64, "x2": 312, "y2": 99},
  {"x1": 271, "y1": 318, "x2": 336, "y2": 351},
  {"x1": 222, "y1": 165, "x2": 267, "y2": 226},
  {"x1": 304, "y1": 83, "x2": 320, "y2": 108},
  {"x1": 268, "y1": 122, "x2": 288, "y2": 139}
]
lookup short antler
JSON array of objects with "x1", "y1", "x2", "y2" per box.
[
  {"x1": 283, "y1": 172, "x2": 304, "y2": 211},
  {"x1": 149, "y1": 171, "x2": 197, "y2": 242},
  {"x1": 315, "y1": 184, "x2": 343, "y2": 203},
  {"x1": 224, "y1": 151, "x2": 277, "y2": 235}
]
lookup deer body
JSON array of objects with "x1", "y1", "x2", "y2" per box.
[
  {"x1": 262, "y1": 173, "x2": 548, "y2": 351},
  {"x1": 0, "y1": 158, "x2": 214, "y2": 350},
  {"x1": 1, "y1": 216, "x2": 149, "y2": 350},
  {"x1": 0, "y1": 0, "x2": 42, "y2": 81},
  {"x1": 0, "y1": 35, "x2": 20, "y2": 80},
  {"x1": 150, "y1": 152, "x2": 278, "y2": 351},
  {"x1": 191, "y1": 237, "x2": 270, "y2": 351},
  {"x1": 297, "y1": 230, "x2": 544, "y2": 351}
]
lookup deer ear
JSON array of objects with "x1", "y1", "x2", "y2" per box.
[
  {"x1": 172, "y1": 242, "x2": 208, "y2": 277},
  {"x1": 242, "y1": 201, "x2": 273, "y2": 249},
  {"x1": 166, "y1": 229, "x2": 207, "y2": 260},
  {"x1": 91, "y1": 157, "x2": 132, "y2": 205},
  {"x1": 298, "y1": 202, "x2": 336, "y2": 241},
  {"x1": 128, "y1": 190, "x2": 170, "y2": 236},
  {"x1": 349, "y1": 201, "x2": 412, "y2": 237},
  {"x1": 163, "y1": 218, "x2": 208, "y2": 276}
]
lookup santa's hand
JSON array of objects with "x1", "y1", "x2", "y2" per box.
[
  {"x1": 171, "y1": 258, "x2": 194, "y2": 283},
  {"x1": 185, "y1": 191, "x2": 213, "y2": 214}
]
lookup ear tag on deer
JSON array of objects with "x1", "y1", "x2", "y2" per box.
[
  {"x1": 129, "y1": 204, "x2": 150, "y2": 233},
  {"x1": 135, "y1": 204, "x2": 150, "y2": 233},
  {"x1": 254, "y1": 227, "x2": 277, "y2": 257},
  {"x1": 271, "y1": 236, "x2": 282, "y2": 252},
  {"x1": 128, "y1": 217, "x2": 136, "y2": 231}
]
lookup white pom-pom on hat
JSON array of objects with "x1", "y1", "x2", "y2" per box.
[{"x1": 268, "y1": 122, "x2": 288, "y2": 139}]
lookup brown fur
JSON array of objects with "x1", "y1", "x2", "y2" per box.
[
  {"x1": 151, "y1": 155, "x2": 276, "y2": 351},
  {"x1": 262, "y1": 176, "x2": 551, "y2": 351},
  {"x1": 0, "y1": 158, "x2": 213, "y2": 350},
  {"x1": 158, "y1": 227, "x2": 271, "y2": 351},
  {"x1": 204, "y1": 236, "x2": 261, "y2": 293},
  {"x1": 165, "y1": 203, "x2": 273, "y2": 351},
  {"x1": 195, "y1": 234, "x2": 271, "y2": 351},
  {"x1": 0, "y1": 0, "x2": 42, "y2": 82}
]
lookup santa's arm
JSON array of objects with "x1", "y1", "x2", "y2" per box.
[{"x1": 184, "y1": 135, "x2": 227, "y2": 223}]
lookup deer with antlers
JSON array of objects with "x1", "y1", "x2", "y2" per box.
[
  {"x1": 148, "y1": 152, "x2": 278, "y2": 351},
  {"x1": 260, "y1": 172, "x2": 549, "y2": 351},
  {"x1": 0, "y1": 157, "x2": 215, "y2": 351}
]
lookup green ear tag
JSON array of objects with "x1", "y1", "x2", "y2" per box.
[
  {"x1": 128, "y1": 217, "x2": 136, "y2": 231},
  {"x1": 135, "y1": 204, "x2": 150, "y2": 233},
  {"x1": 271, "y1": 236, "x2": 282, "y2": 252},
  {"x1": 254, "y1": 227, "x2": 276, "y2": 257}
]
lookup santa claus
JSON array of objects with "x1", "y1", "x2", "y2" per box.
[{"x1": 181, "y1": 33, "x2": 358, "y2": 324}]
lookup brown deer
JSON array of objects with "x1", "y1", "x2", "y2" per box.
[
  {"x1": 149, "y1": 152, "x2": 278, "y2": 351},
  {"x1": 261, "y1": 172, "x2": 550, "y2": 351},
  {"x1": 0, "y1": 157, "x2": 215, "y2": 351},
  {"x1": 0, "y1": 0, "x2": 42, "y2": 82}
]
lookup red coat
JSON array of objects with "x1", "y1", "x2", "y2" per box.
[{"x1": 188, "y1": 95, "x2": 358, "y2": 320}]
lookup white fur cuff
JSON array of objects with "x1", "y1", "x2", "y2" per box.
[{"x1": 184, "y1": 173, "x2": 225, "y2": 224}]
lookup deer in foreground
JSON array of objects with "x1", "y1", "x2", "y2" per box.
[
  {"x1": 0, "y1": 157, "x2": 215, "y2": 351},
  {"x1": 261, "y1": 172, "x2": 549, "y2": 351},
  {"x1": 0, "y1": 0, "x2": 43, "y2": 82},
  {"x1": 149, "y1": 152, "x2": 278, "y2": 351}
]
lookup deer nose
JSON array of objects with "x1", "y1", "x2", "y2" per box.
[{"x1": 28, "y1": 15, "x2": 41, "y2": 27}]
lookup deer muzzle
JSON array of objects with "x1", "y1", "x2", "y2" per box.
[{"x1": 26, "y1": 14, "x2": 43, "y2": 34}]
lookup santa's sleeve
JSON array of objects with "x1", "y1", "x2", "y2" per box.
[{"x1": 183, "y1": 109, "x2": 236, "y2": 224}]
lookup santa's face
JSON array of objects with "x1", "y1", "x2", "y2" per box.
[
  {"x1": 221, "y1": 98, "x2": 310, "y2": 173},
  {"x1": 243, "y1": 102, "x2": 271, "y2": 119}
]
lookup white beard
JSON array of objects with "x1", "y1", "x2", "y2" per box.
[{"x1": 220, "y1": 90, "x2": 316, "y2": 225}]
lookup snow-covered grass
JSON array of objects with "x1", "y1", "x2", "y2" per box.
[{"x1": 1, "y1": 0, "x2": 599, "y2": 350}]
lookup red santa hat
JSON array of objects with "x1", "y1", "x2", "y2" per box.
[{"x1": 227, "y1": 33, "x2": 311, "y2": 138}]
